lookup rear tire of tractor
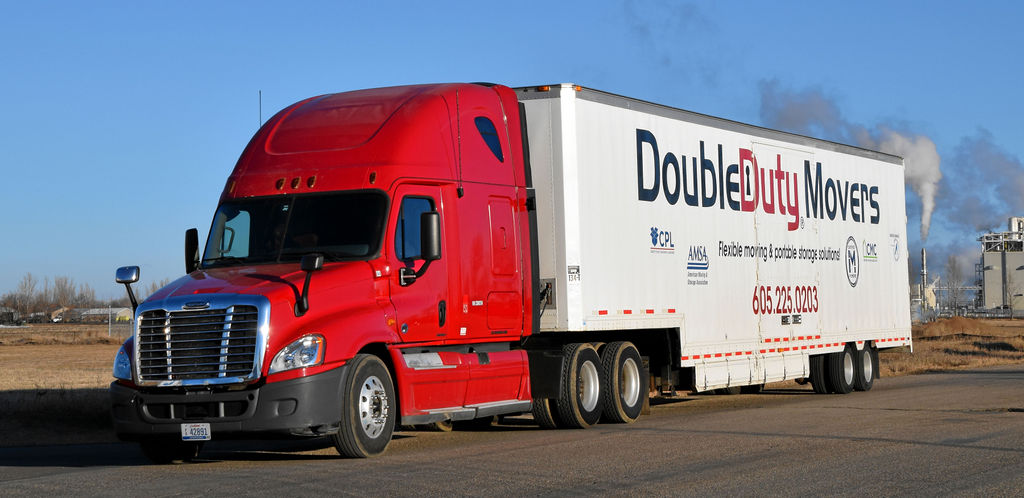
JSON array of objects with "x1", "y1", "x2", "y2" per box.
[
  {"x1": 853, "y1": 344, "x2": 876, "y2": 391},
  {"x1": 532, "y1": 398, "x2": 559, "y2": 429},
  {"x1": 599, "y1": 342, "x2": 646, "y2": 424},
  {"x1": 139, "y1": 440, "x2": 203, "y2": 464},
  {"x1": 826, "y1": 345, "x2": 856, "y2": 394},
  {"x1": 809, "y1": 354, "x2": 829, "y2": 394},
  {"x1": 555, "y1": 343, "x2": 603, "y2": 428},
  {"x1": 332, "y1": 354, "x2": 396, "y2": 458}
]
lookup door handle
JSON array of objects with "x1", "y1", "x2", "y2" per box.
[{"x1": 439, "y1": 300, "x2": 447, "y2": 327}]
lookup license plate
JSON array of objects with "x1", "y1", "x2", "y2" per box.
[{"x1": 181, "y1": 423, "x2": 211, "y2": 441}]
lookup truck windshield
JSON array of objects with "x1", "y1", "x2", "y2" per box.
[{"x1": 202, "y1": 191, "x2": 388, "y2": 267}]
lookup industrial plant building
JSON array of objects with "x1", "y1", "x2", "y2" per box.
[{"x1": 979, "y1": 217, "x2": 1024, "y2": 310}]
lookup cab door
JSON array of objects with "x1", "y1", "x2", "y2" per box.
[{"x1": 387, "y1": 185, "x2": 450, "y2": 343}]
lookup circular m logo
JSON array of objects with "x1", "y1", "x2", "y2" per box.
[{"x1": 845, "y1": 236, "x2": 860, "y2": 287}]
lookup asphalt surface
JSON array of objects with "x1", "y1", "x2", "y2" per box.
[{"x1": 1, "y1": 365, "x2": 1022, "y2": 496}]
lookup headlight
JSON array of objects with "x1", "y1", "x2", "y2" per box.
[
  {"x1": 113, "y1": 339, "x2": 133, "y2": 380},
  {"x1": 269, "y1": 334, "x2": 325, "y2": 374}
]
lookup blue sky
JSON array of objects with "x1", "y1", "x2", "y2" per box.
[{"x1": 2, "y1": 1, "x2": 1022, "y2": 298}]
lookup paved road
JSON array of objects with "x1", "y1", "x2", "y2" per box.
[{"x1": 2, "y1": 366, "x2": 1023, "y2": 496}]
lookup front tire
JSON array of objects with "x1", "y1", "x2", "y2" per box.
[
  {"x1": 599, "y1": 342, "x2": 646, "y2": 423},
  {"x1": 332, "y1": 354, "x2": 396, "y2": 458},
  {"x1": 555, "y1": 343, "x2": 603, "y2": 428}
]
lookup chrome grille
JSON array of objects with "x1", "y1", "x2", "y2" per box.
[{"x1": 138, "y1": 305, "x2": 259, "y2": 382}]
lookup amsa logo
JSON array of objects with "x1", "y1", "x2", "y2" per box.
[
  {"x1": 846, "y1": 236, "x2": 860, "y2": 287},
  {"x1": 650, "y1": 226, "x2": 675, "y2": 253},
  {"x1": 687, "y1": 245, "x2": 709, "y2": 270}
]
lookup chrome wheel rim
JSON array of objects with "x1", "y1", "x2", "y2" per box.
[
  {"x1": 862, "y1": 349, "x2": 874, "y2": 381},
  {"x1": 621, "y1": 357, "x2": 640, "y2": 407},
  {"x1": 843, "y1": 350, "x2": 855, "y2": 386},
  {"x1": 359, "y1": 375, "x2": 389, "y2": 439},
  {"x1": 580, "y1": 360, "x2": 600, "y2": 412}
]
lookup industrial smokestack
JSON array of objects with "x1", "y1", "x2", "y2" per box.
[{"x1": 920, "y1": 248, "x2": 928, "y2": 309}]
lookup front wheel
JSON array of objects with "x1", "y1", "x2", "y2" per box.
[{"x1": 332, "y1": 354, "x2": 396, "y2": 458}]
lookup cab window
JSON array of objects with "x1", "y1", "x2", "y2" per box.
[{"x1": 395, "y1": 196, "x2": 435, "y2": 261}]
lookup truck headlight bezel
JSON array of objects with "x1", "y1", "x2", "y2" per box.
[
  {"x1": 269, "y1": 334, "x2": 325, "y2": 374},
  {"x1": 113, "y1": 339, "x2": 133, "y2": 381}
]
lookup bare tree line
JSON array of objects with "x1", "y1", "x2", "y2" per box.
[{"x1": 1, "y1": 273, "x2": 170, "y2": 321}]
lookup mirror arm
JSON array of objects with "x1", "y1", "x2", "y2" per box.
[
  {"x1": 399, "y1": 260, "x2": 434, "y2": 287},
  {"x1": 123, "y1": 283, "x2": 138, "y2": 315},
  {"x1": 294, "y1": 254, "x2": 324, "y2": 316}
]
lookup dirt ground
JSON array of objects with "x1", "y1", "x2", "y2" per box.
[{"x1": 1, "y1": 319, "x2": 1023, "y2": 447}]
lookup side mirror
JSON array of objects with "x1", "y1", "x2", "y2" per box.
[
  {"x1": 420, "y1": 211, "x2": 441, "y2": 261},
  {"x1": 185, "y1": 228, "x2": 200, "y2": 274},
  {"x1": 115, "y1": 266, "x2": 140, "y2": 313},
  {"x1": 400, "y1": 212, "x2": 441, "y2": 286},
  {"x1": 301, "y1": 253, "x2": 324, "y2": 273},
  {"x1": 116, "y1": 266, "x2": 140, "y2": 284},
  {"x1": 295, "y1": 253, "x2": 324, "y2": 317}
]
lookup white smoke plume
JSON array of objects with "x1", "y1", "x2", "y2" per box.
[
  {"x1": 869, "y1": 131, "x2": 942, "y2": 240},
  {"x1": 758, "y1": 80, "x2": 942, "y2": 240}
]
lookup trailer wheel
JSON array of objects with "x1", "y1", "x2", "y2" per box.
[
  {"x1": 599, "y1": 342, "x2": 645, "y2": 423},
  {"x1": 809, "y1": 354, "x2": 829, "y2": 394},
  {"x1": 531, "y1": 398, "x2": 559, "y2": 429},
  {"x1": 555, "y1": 343, "x2": 603, "y2": 428},
  {"x1": 139, "y1": 440, "x2": 203, "y2": 464},
  {"x1": 825, "y1": 345, "x2": 856, "y2": 394},
  {"x1": 853, "y1": 344, "x2": 875, "y2": 391},
  {"x1": 332, "y1": 354, "x2": 396, "y2": 458}
]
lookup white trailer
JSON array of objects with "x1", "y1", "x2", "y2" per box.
[{"x1": 518, "y1": 84, "x2": 911, "y2": 394}]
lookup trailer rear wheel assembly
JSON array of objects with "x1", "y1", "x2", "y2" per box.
[
  {"x1": 599, "y1": 341, "x2": 645, "y2": 423},
  {"x1": 332, "y1": 354, "x2": 396, "y2": 458},
  {"x1": 555, "y1": 343, "x2": 603, "y2": 428},
  {"x1": 853, "y1": 344, "x2": 876, "y2": 391},
  {"x1": 809, "y1": 354, "x2": 829, "y2": 394},
  {"x1": 825, "y1": 344, "x2": 856, "y2": 394}
]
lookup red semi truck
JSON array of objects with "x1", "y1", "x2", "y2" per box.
[{"x1": 111, "y1": 83, "x2": 911, "y2": 463}]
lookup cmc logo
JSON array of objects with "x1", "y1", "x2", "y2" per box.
[
  {"x1": 687, "y1": 245, "x2": 709, "y2": 270},
  {"x1": 863, "y1": 241, "x2": 878, "y2": 262},
  {"x1": 650, "y1": 227, "x2": 675, "y2": 253},
  {"x1": 845, "y1": 236, "x2": 860, "y2": 287}
]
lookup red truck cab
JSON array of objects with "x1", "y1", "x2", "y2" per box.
[{"x1": 111, "y1": 83, "x2": 540, "y2": 461}]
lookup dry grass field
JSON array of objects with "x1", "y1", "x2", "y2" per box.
[
  {"x1": 881, "y1": 317, "x2": 1024, "y2": 376},
  {"x1": 1, "y1": 319, "x2": 1022, "y2": 447}
]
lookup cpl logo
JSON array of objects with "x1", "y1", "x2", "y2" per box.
[
  {"x1": 650, "y1": 226, "x2": 674, "y2": 251},
  {"x1": 845, "y1": 236, "x2": 860, "y2": 287}
]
